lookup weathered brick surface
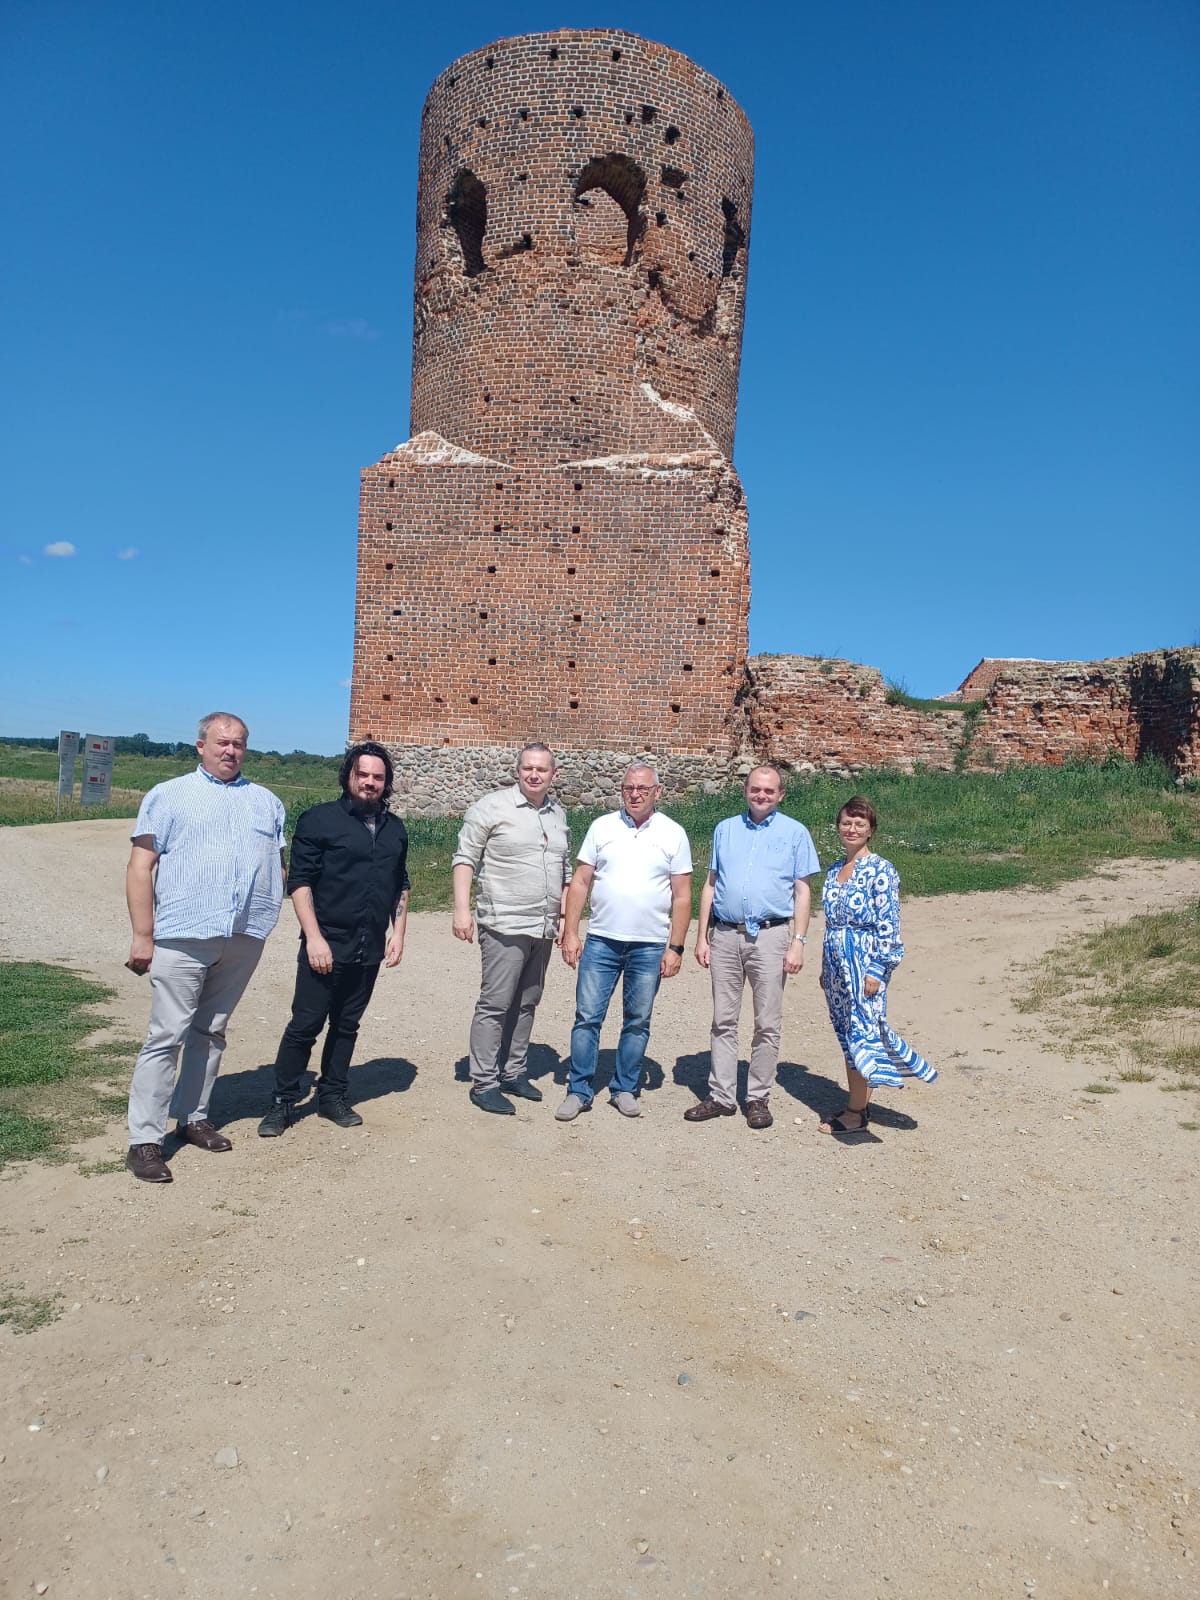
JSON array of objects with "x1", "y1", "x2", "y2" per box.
[
  {"x1": 746, "y1": 650, "x2": 1200, "y2": 780},
  {"x1": 351, "y1": 30, "x2": 754, "y2": 771}
]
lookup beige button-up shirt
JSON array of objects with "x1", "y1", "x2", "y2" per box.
[{"x1": 452, "y1": 785, "x2": 573, "y2": 938}]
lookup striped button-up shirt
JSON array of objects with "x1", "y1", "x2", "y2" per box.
[{"x1": 133, "y1": 767, "x2": 287, "y2": 941}]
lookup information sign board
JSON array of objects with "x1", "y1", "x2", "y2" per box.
[
  {"x1": 80, "y1": 735, "x2": 115, "y2": 807},
  {"x1": 57, "y1": 730, "x2": 80, "y2": 798}
]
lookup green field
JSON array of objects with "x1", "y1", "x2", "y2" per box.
[{"x1": 2, "y1": 745, "x2": 1195, "y2": 911}]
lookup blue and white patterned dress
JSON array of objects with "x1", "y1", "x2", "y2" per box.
[{"x1": 821, "y1": 853, "x2": 937, "y2": 1090}]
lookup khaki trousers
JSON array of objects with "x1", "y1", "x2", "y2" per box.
[{"x1": 707, "y1": 921, "x2": 790, "y2": 1107}]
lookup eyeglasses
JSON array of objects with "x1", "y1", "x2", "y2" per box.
[{"x1": 621, "y1": 784, "x2": 656, "y2": 795}]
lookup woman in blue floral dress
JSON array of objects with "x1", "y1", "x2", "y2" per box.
[{"x1": 819, "y1": 796, "x2": 936, "y2": 1137}]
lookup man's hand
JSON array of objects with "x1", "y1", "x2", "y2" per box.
[
  {"x1": 561, "y1": 930, "x2": 582, "y2": 969},
  {"x1": 864, "y1": 975, "x2": 881, "y2": 998},
  {"x1": 385, "y1": 928, "x2": 405, "y2": 968},
  {"x1": 452, "y1": 912, "x2": 475, "y2": 943},
  {"x1": 783, "y1": 939, "x2": 805, "y2": 976},
  {"x1": 694, "y1": 936, "x2": 711, "y2": 970},
  {"x1": 660, "y1": 947, "x2": 682, "y2": 980},
  {"x1": 306, "y1": 934, "x2": 335, "y2": 975},
  {"x1": 126, "y1": 934, "x2": 154, "y2": 976}
]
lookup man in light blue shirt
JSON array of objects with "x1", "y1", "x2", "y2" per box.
[
  {"x1": 124, "y1": 712, "x2": 286, "y2": 1182},
  {"x1": 686, "y1": 765, "x2": 818, "y2": 1130}
]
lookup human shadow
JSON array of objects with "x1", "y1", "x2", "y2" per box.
[
  {"x1": 774, "y1": 1058, "x2": 919, "y2": 1133},
  {"x1": 452, "y1": 1043, "x2": 564, "y2": 1087},
  {"x1": 208, "y1": 1054, "x2": 418, "y2": 1126},
  {"x1": 672, "y1": 1051, "x2": 711, "y2": 1099}
]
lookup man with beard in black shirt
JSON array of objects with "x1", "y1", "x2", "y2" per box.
[{"x1": 258, "y1": 742, "x2": 409, "y2": 1135}]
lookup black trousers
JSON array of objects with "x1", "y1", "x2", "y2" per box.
[{"x1": 272, "y1": 954, "x2": 380, "y2": 1103}]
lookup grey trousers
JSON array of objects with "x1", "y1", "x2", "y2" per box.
[
  {"x1": 707, "y1": 921, "x2": 791, "y2": 1107},
  {"x1": 127, "y1": 934, "x2": 264, "y2": 1144},
  {"x1": 468, "y1": 927, "x2": 554, "y2": 1089}
]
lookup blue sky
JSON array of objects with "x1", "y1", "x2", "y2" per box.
[{"x1": 3, "y1": 0, "x2": 1196, "y2": 753}]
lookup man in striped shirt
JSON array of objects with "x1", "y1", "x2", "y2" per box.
[{"x1": 124, "y1": 712, "x2": 286, "y2": 1183}]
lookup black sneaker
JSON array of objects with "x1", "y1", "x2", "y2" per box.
[
  {"x1": 318, "y1": 1097, "x2": 363, "y2": 1128},
  {"x1": 257, "y1": 1100, "x2": 295, "y2": 1138},
  {"x1": 500, "y1": 1076, "x2": 543, "y2": 1102},
  {"x1": 469, "y1": 1085, "x2": 516, "y2": 1116}
]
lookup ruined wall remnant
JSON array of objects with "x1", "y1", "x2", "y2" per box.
[
  {"x1": 748, "y1": 650, "x2": 1200, "y2": 782},
  {"x1": 351, "y1": 30, "x2": 754, "y2": 800}
]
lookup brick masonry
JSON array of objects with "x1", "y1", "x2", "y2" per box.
[{"x1": 350, "y1": 29, "x2": 754, "y2": 784}]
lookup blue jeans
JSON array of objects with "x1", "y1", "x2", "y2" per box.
[{"x1": 568, "y1": 935, "x2": 664, "y2": 1104}]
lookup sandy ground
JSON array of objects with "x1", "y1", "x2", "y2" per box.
[{"x1": 0, "y1": 819, "x2": 1197, "y2": 1600}]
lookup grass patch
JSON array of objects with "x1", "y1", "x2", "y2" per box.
[
  {"x1": 1016, "y1": 899, "x2": 1200, "y2": 1088},
  {"x1": 1083, "y1": 1082, "x2": 1119, "y2": 1094},
  {"x1": 78, "y1": 1157, "x2": 127, "y2": 1178},
  {"x1": 0, "y1": 963, "x2": 136, "y2": 1168},
  {"x1": 0, "y1": 1284, "x2": 62, "y2": 1333}
]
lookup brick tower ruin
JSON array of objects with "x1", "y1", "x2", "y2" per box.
[{"x1": 350, "y1": 29, "x2": 755, "y2": 810}]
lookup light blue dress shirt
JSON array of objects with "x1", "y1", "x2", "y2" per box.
[{"x1": 709, "y1": 810, "x2": 820, "y2": 936}]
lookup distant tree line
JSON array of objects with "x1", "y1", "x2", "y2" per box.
[{"x1": 0, "y1": 734, "x2": 340, "y2": 764}]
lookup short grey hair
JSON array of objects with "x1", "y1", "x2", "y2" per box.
[
  {"x1": 745, "y1": 763, "x2": 785, "y2": 788},
  {"x1": 197, "y1": 711, "x2": 249, "y2": 742},
  {"x1": 516, "y1": 742, "x2": 557, "y2": 768},
  {"x1": 622, "y1": 762, "x2": 660, "y2": 786}
]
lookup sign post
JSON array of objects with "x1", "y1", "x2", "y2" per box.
[
  {"x1": 80, "y1": 735, "x2": 115, "y2": 808},
  {"x1": 57, "y1": 730, "x2": 80, "y2": 814}
]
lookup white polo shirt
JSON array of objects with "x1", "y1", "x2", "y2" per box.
[{"x1": 577, "y1": 809, "x2": 693, "y2": 943}]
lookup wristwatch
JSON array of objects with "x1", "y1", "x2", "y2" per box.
[{"x1": 668, "y1": 943, "x2": 685, "y2": 955}]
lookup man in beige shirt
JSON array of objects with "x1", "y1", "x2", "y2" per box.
[{"x1": 452, "y1": 745, "x2": 572, "y2": 1115}]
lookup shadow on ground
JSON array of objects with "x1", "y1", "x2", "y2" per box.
[{"x1": 211, "y1": 1056, "x2": 419, "y2": 1125}]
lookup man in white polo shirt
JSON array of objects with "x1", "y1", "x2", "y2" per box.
[{"x1": 556, "y1": 764, "x2": 692, "y2": 1120}]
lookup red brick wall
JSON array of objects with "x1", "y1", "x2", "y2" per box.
[{"x1": 351, "y1": 30, "x2": 754, "y2": 762}]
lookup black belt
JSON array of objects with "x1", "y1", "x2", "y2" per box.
[{"x1": 712, "y1": 917, "x2": 789, "y2": 932}]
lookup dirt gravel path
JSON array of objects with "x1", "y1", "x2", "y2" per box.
[{"x1": 1, "y1": 820, "x2": 1197, "y2": 1600}]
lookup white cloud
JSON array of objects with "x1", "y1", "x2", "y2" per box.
[
  {"x1": 116, "y1": 547, "x2": 138, "y2": 561},
  {"x1": 44, "y1": 541, "x2": 75, "y2": 558}
]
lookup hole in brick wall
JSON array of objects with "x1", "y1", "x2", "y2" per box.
[
  {"x1": 382, "y1": 693, "x2": 391, "y2": 701},
  {"x1": 385, "y1": 521, "x2": 393, "y2": 530},
  {"x1": 495, "y1": 482, "x2": 504, "y2": 490},
  {"x1": 479, "y1": 610, "x2": 488, "y2": 619},
  {"x1": 567, "y1": 659, "x2": 576, "y2": 668},
  {"x1": 661, "y1": 165, "x2": 687, "y2": 190},
  {"x1": 516, "y1": 172, "x2": 528, "y2": 182},
  {"x1": 721, "y1": 197, "x2": 745, "y2": 277},
  {"x1": 572, "y1": 613, "x2": 582, "y2": 623},
  {"x1": 384, "y1": 562, "x2": 394, "y2": 571},
  {"x1": 485, "y1": 55, "x2": 494, "y2": 69},
  {"x1": 572, "y1": 105, "x2": 585, "y2": 119},
  {"x1": 392, "y1": 608, "x2": 403, "y2": 615},
  {"x1": 574, "y1": 153, "x2": 646, "y2": 266},
  {"x1": 683, "y1": 663, "x2": 693, "y2": 671},
  {"x1": 488, "y1": 657, "x2": 496, "y2": 665},
  {"x1": 687, "y1": 250, "x2": 695, "y2": 261},
  {"x1": 716, "y1": 87, "x2": 725, "y2": 101},
  {"x1": 477, "y1": 116, "x2": 488, "y2": 128},
  {"x1": 647, "y1": 268, "x2": 662, "y2": 289},
  {"x1": 388, "y1": 477, "x2": 395, "y2": 488},
  {"x1": 386, "y1": 653, "x2": 393, "y2": 661},
  {"x1": 664, "y1": 125, "x2": 680, "y2": 144},
  {"x1": 569, "y1": 699, "x2": 579, "y2": 709},
  {"x1": 444, "y1": 134, "x2": 451, "y2": 148},
  {"x1": 518, "y1": 108, "x2": 530, "y2": 121},
  {"x1": 493, "y1": 522, "x2": 503, "y2": 532},
  {"x1": 566, "y1": 566, "x2": 576, "y2": 574},
  {"x1": 448, "y1": 75, "x2": 457, "y2": 87},
  {"x1": 612, "y1": 48, "x2": 622, "y2": 61},
  {"x1": 486, "y1": 564, "x2": 496, "y2": 573},
  {"x1": 641, "y1": 105, "x2": 656, "y2": 123},
  {"x1": 569, "y1": 394, "x2": 579, "y2": 404},
  {"x1": 624, "y1": 110, "x2": 634, "y2": 124},
  {"x1": 697, "y1": 616, "x2": 707, "y2": 625},
  {"x1": 710, "y1": 567, "x2": 720, "y2": 577},
  {"x1": 572, "y1": 524, "x2": 580, "y2": 533},
  {"x1": 469, "y1": 695, "x2": 479, "y2": 705},
  {"x1": 442, "y1": 737, "x2": 450, "y2": 745},
  {"x1": 670, "y1": 703, "x2": 681, "y2": 713},
  {"x1": 483, "y1": 392, "x2": 491, "y2": 403},
  {"x1": 573, "y1": 482, "x2": 582, "y2": 491},
  {"x1": 548, "y1": 46, "x2": 559, "y2": 59},
  {"x1": 434, "y1": 695, "x2": 443, "y2": 703},
  {"x1": 447, "y1": 169, "x2": 487, "y2": 276},
  {"x1": 656, "y1": 210, "x2": 667, "y2": 225}
]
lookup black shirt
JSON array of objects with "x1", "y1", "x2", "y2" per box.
[{"x1": 287, "y1": 796, "x2": 409, "y2": 964}]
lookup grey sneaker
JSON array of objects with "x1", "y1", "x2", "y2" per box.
[
  {"x1": 611, "y1": 1091, "x2": 641, "y2": 1118},
  {"x1": 554, "y1": 1093, "x2": 589, "y2": 1121}
]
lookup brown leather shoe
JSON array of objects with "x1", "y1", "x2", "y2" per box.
[
  {"x1": 684, "y1": 1097, "x2": 736, "y2": 1122},
  {"x1": 745, "y1": 1099, "x2": 774, "y2": 1130},
  {"x1": 126, "y1": 1143, "x2": 172, "y2": 1182},
  {"x1": 177, "y1": 1120, "x2": 233, "y2": 1152}
]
